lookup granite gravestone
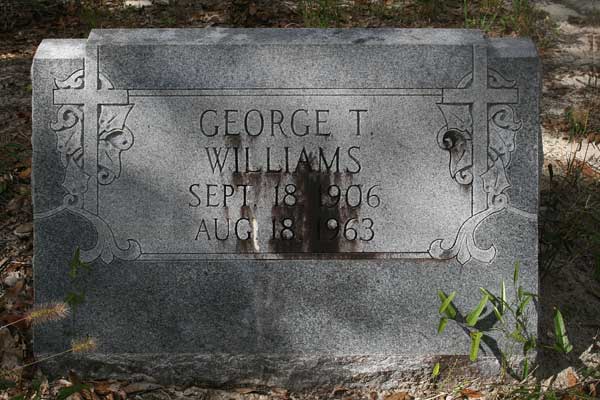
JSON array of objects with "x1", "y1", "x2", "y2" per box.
[{"x1": 32, "y1": 29, "x2": 540, "y2": 387}]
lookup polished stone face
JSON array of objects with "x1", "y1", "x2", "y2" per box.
[{"x1": 32, "y1": 28, "x2": 540, "y2": 385}]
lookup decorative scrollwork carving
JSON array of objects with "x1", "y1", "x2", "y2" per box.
[
  {"x1": 97, "y1": 105, "x2": 135, "y2": 185},
  {"x1": 488, "y1": 69, "x2": 516, "y2": 89},
  {"x1": 55, "y1": 69, "x2": 84, "y2": 89},
  {"x1": 68, "y1": 205, "x2": 141, "y2": 264},
  {"x1": 456, "y1": 69, "x2": 517, "y2": 90},
  {"x1": 428, "y1": 195, "x2": 507, "y2": 265},
  {"x1": 36, "y1": 68, "x2": 140, "y2": 264},
  {"x1": 34, "y1": 196, "x2": 141, "y2": 263},
  {"x1": 429, "y1": 69, "x2": 523, "y2": 265},
  {"x1": 50, "y1": 69, "x2": 135, "y2": 192},
  {"x1": 50, "y1": 104, "x2": 89, "y2": 197},
  {"x1": 483, "y1": 105, "x2": 522, "y2": 203},
  {"x1": 437, "y1": 104, "x2": 473, "y2": 185}
]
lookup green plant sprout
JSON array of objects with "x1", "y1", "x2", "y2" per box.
[{"x1": 436, "y1": 261, "x2": 572, "y2": 380}]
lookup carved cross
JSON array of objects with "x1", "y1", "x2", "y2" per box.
[
  {"x1": 53, "y1": 45, "x2": 128, "y2": 215},
  {"x1": 443, "y1": 45, "x2": 518, "y2": 214}
]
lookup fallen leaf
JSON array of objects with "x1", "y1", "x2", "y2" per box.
[
  {"x1": 235, "y1": 387, "x2": 257, "y2": 394},
  {"x1": 81, "y1": 386, "x2": 99, "y2": 400},
  {"x1": 121, "y1": 382, "x2": 161, "y2": 394},
  {"x1": 566, "y1": 368, "x2": 579, "y2": 387},
  {"x1": 271, "y1": 387, "x2": 289, "y2": 398},
  {"x1": 18, "y1": 167, "x2": 31, "y2": 180},
  {"x1": 548, "y1": 367, "x2": 581, "y2": 390},
  {"x1": 332, "y1": 386, "x2": 348, "y2": 396},
  {"x1": 561, "y1": 393, "x2": 584, "y2": 400},
  {"x1": 461, "y1": 388, "x2": 483, "y2": 399},
  {"x1": 13, "y1": 222, "x2": 33, "y2": 239},
  {"x1": 385, "y1": 392, "x2": 413, "y2": 400},
  {"x1": 93, "y1": 381, "x2": 121, "y2": 396}
]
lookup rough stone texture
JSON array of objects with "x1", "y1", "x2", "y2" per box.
[
  {"x1": 32, "y1": 29, "x2": 540, "y2": 387},
  {"x1": 41, "y1": 354, "x2": 501, "y2": 391}
]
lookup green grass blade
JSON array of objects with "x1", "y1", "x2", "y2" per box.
[
  {"x1": 466, "y1": 294, "x2": 489, "y2": 327},
  {"x1": 470, "y1": 331, "x2": 483, "y2": 361},
  {"x1": 500, "y1": 280, "x2": 506, "y2": 314},
  {"x1": 521, "y1": 358, "x2": 529, "y2": 380},
  {"x1": 554, "y1": 309, "x2": 573, "y2": 353},
  {"x1": 517, "y1": 294, "x2": 533, "y2": 317},
  {"x1": 523, "y1": 337, "x2": 537, "y2": 355},
  {"x1": 437, "y1": 317, "x2": 448, "y2": 334},
  {"x1": 432, "y1": 362, "x2": 441, "y2": 377},
  {"x1": 492, "y1": 304, "x2": 503, "y2": 323},
  {"x1": 437, "y1": 290, "x2": 457, "y2": 319},
  {"x1": 479, "y1": 287, "x2": 498, "y2": 304},
  {"x1": 438, "y1": 291, "x2": 456, "y2": 316}
]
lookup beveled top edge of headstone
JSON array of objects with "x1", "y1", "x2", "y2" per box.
[
  {"x1": 32, "y1": 30, "x2": 538, "y2": 61},
  {"x1": 34, "y1": 39, "x2": 86, "y2": 59},
  {"x1": 86, "y1": 28, "x2": 487, "y2": 45},
  {"x1": 488, "y1": 37, "x2": 538, "y2": 59}
]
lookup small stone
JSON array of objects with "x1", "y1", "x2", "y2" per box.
[
  {"x1": 3, "y1": 271, "x2": 24, "y2": 287},
  {"x1": 13, "y1": 222, "x2": 33, "y2": 238},
  {"x1": 125, "y1": 0, "x2": 153, "y2": 7}
]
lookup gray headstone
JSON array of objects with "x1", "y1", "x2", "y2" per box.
[{"x1": 32, "y1": 29, "x2": 540, "y2": 388}]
